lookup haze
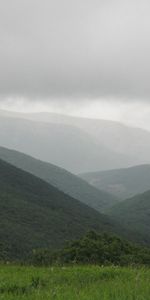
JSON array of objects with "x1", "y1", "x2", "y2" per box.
[{"x1": 0, "y1": 0, "x2": 150, "y2": 130}]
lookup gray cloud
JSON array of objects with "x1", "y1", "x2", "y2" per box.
[{"x1": 0, "y1": 0, "x2": 150, "y2": 100}]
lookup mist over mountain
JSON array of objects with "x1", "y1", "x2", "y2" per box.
[
  {"x1": 1, "y1": 110, "x2": 150, "y2": 169},
  {"x1": 28, "y1": 111, "x2": 150, "y2": 165},
  {"x1": 0, "y1": 110, "x2": 150, "y2": 253},
  {"x1": 80, "y1": 165, "x2": 150, "y2": 200},
  {"x1": 0, "y1": 113, "x2": 136, "y2": 173}
]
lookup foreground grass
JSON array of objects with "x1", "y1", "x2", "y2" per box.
[{"x1": 0, "y1": 265, "x2": 149, "y2": 299}]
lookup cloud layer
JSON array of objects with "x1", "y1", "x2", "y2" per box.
[{"x1": 0, "y1": 0, "x2": 150, "y2": 100}]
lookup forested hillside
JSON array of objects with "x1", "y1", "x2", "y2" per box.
[
  {"x1": 0, "y1": 146, "x2": 118, "y2": 212},
  {"x1": 0, "y1": 159, "x2": 123, "y2": 260},
  {"x1": 107, "y1": 190, "x2": 150, "y2": 244}
]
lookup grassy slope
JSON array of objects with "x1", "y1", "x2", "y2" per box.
[
  {"x1": 0, "y1": 159, "x2": 123, "y2": 259},
  {"x1": 0, "y1": 146, "x2": 118, "y2": 212},
  {"x1": 107, "y1": 190, "x2": 150, "y2": 244},
  {"x1": 80, "y1": 164, "x2": 150, "y2": 200},
  {"x1": 0, "y1": 265, "x2": 150, "y2": 300}
]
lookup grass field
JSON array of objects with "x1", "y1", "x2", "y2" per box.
[{"x1": 0, "y1": 265, "x2": 149, "y2": 299}]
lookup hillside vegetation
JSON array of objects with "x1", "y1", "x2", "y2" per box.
[
  {"x1": 0, "y1": 159, "x2": 124, "y2": 260},
  {"x1": 107, "y1": 190, "x2": 150, "y2": 244},
  {"x1": 0, "y1": 146, "x2": 118, "y2": 212},
  {"x1": 31, "y1": 231, "x2": 150, "y2": 266}
]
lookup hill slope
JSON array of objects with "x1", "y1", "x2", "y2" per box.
[
  {"x1": 0, "y1": 147, "x2": 118, "y2": 212},
  {"x1": 0, "y1": 159, "x2": 123, "y2": 259},
  {"x1": 80, "y1": 165, "x2": 150, "y2": 200},
  {"x1": 107, "y1": 190, "x2": 150, "y2": 244}
]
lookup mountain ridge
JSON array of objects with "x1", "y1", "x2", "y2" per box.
[
  {"x1": 80, "y1": 164, "x2": 150, "y2": 200},
  {"x1": 0, "y1": 158, "x2": 123, "y2": 259},
  {"x1": 0, "y1": 114, "x2": 135, "y2": 173},
  {"x1": 1, "y1": 110, "x2": 150, "y2": 170},
  {"x1": 0, "y1": 146, "x2": 119, "y2": 212}
]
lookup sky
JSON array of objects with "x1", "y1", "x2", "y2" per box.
[{"x1": 0, "y1": 0, "x2": 150, "y2": 129}]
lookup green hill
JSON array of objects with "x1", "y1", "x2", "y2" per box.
[
  {"x1": 0, "y1": 159, "x2": 123, "y2": 260},
  {"x1": 107, "y1": 190, "x2": 150, "y2": 244},
  {"x1": 80, "y1": 164, "x2": 150, "y2": 200},
  {"x1": 0, "y1": 146, "x2": 118, "y2": 212}
]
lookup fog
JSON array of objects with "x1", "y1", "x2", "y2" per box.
[
  {"x1": 0, "y1": 0, "x2": 150, "y2": 129},
  {"x1": 0, "y1": 0, "x2": 150, "y2": 100}
]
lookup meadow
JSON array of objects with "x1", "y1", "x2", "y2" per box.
[{"x1": 0, "y1": 265, "x2": 149, "y2": 300}]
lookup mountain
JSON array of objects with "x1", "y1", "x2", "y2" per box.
[
  {"x1": 0, "y1": 146, "x2": 118, "y2": 212},
  {"x1": 0, "y1": 114, "x2": 134, "y2": 173},
  {"x1": 37, "y1": 113, "x2": 150, "y2": 165},
  {"x1": 107, "y1": 190, "x2": 150, "y2": 245},
  {"x1": 2, "y1": 110, "x2": 150, "y2": 166},
  {"x1": 0, "y1": 159, "x2": 124, "y2": 260},
  {"x1": 80, "y1": 165, "x2": 150, "y2": 200}
]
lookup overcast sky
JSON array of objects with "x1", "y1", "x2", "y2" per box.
[{"x1": 0, "y1": 0, "x2": 150, "y2": 128}]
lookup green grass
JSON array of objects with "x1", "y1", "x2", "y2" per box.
[{"x1": 0, "y1": 265, "x2": 149, "y2": 299}]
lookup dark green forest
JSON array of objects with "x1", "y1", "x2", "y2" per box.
[
  {"x1": 107, "y1": 190, "x2": 150, "y2": 244},
  {"x1": 0, "y1": 159, "x2": 125, "y2": 260},
  {"x1": 31, "y1": 231, "x2": 150, "y2": 266}
]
